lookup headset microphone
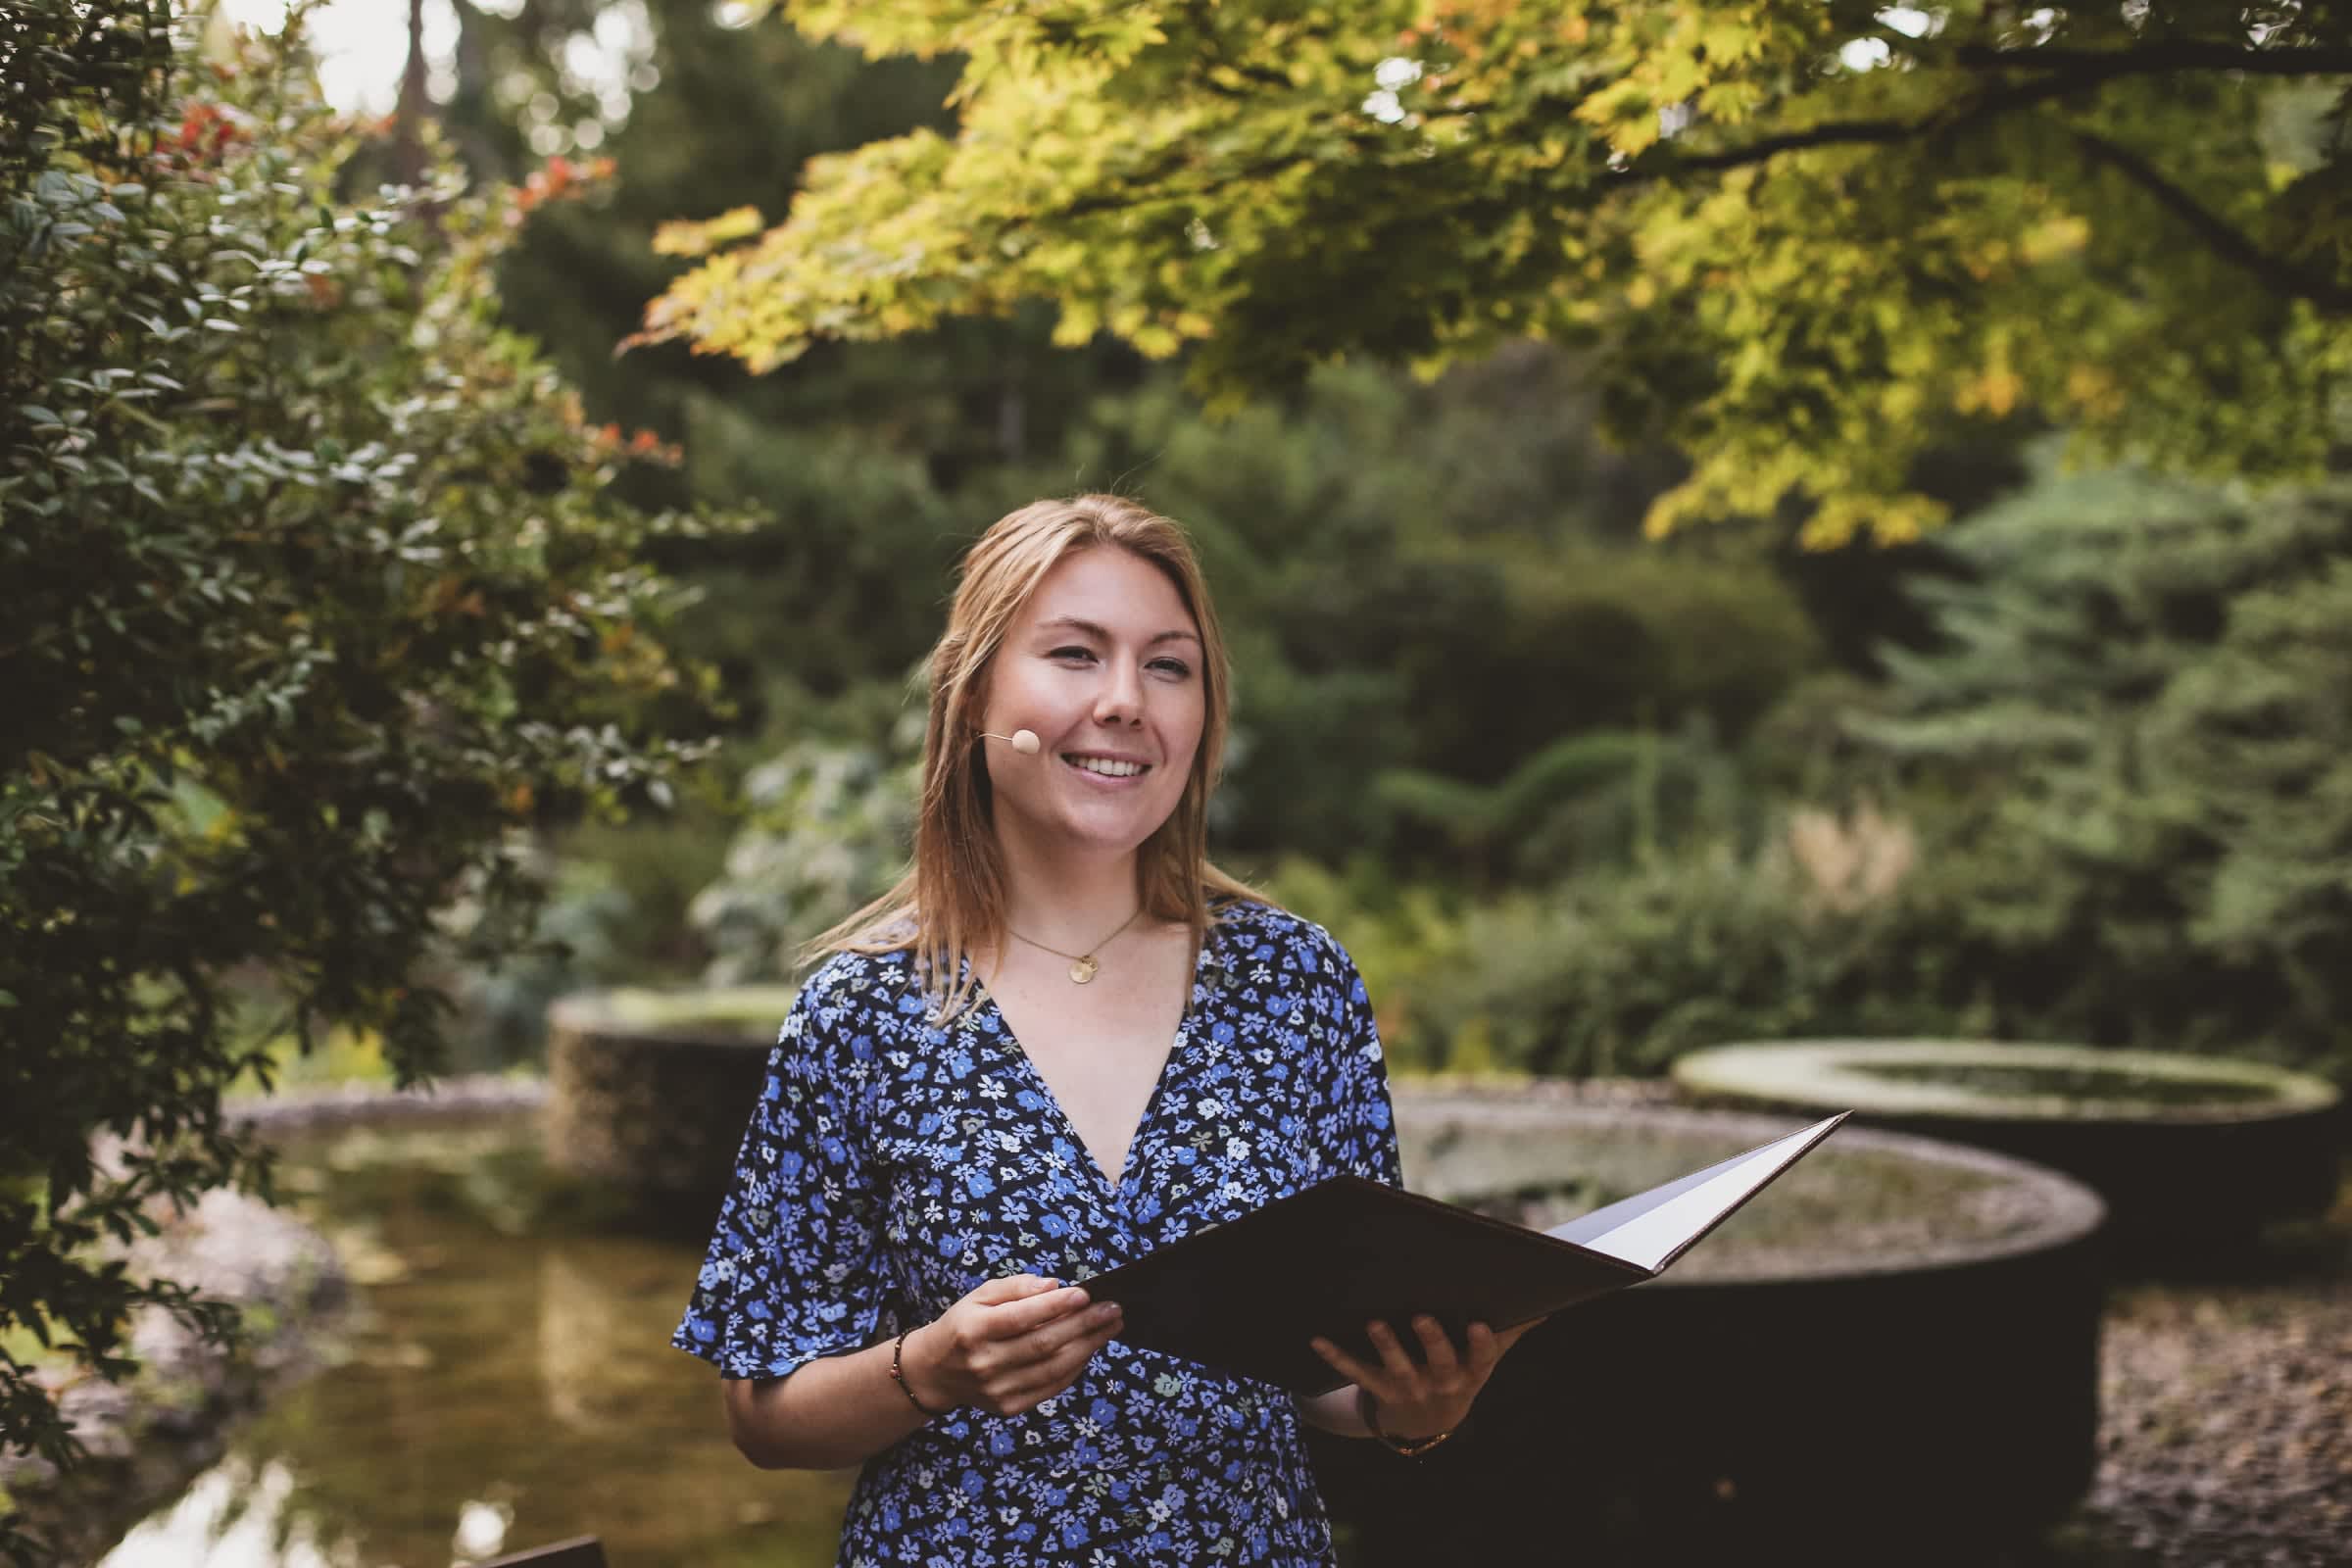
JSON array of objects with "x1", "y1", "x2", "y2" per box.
[{"x1": 980, "y1": 729, "x2": 1041, "y2": 755}]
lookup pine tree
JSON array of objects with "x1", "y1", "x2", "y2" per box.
[{"x1": 1865, "y1": 455, "x2": 2352, "y2": 1067}]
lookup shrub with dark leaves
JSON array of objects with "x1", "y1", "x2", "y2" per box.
[{"x1": 0, "y1": 6, "x2": 736, "y2": 1547}]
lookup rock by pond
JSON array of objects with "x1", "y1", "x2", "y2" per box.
[
  {"x1": 0, "y1": 1180, "x2": 346, "y2": 1567},
  {"x1": 546, "y1": 986, "x2": 799, "y2": 1226},
  {"x1": 1672, "y1": 1040, "x2": 2344, "y2": 1243},
  {"x1": 1, "y1": 1077, "x2": 560, "y2": 1564}
]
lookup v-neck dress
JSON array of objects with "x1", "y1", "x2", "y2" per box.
[{"x1": 672, "y1": 899, "x2": 1402, "y2": 1567}]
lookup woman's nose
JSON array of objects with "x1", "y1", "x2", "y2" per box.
[{"x1": 1094, "y1": 658, "x2": 1145, "y2": 727}]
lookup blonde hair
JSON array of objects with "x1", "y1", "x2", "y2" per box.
[{"x1": 811, "y1": 494, "x2": 1265, "y2": 1018}]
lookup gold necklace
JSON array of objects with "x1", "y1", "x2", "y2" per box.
[{"x1": 1004, "y1": 906, "x2": 1146, "y2": 985}]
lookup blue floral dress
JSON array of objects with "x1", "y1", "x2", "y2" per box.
[{"x1": 673, "y1": 899, "x2": 1402, "y2": 1567}]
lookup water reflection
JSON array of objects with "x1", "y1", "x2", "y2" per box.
[
  {"x1": 96, "y1": 1115, "x2": 853, "y2": 1568},
  {"x1": 452, "y1": 1498, "x2": 513, "y2": 1559},
  {"x1": 103, "y1": 1457, "x2": 359, "y2": 1568}
]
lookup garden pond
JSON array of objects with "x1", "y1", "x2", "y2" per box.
[{"x1": 98, "y1": 1112, "x2": 855, "y2": 1568}]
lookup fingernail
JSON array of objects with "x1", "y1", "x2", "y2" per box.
[{"x1": 1091, "y1": 1303, "x2": 1120, "y2": 1323}]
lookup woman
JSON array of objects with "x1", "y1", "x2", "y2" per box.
[{"x1": 674, "y1": 495, "x2": 1534, "y2": 1566}]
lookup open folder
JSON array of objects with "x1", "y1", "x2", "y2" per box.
[{"x1": 1082, "y1": 1111, "x2": 1850, "y2": 1394}]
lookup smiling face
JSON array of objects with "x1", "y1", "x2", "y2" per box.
[{"x1": 978, "y1": 545, "x2": 1206, "y2": 861}]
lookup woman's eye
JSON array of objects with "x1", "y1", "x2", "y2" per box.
[{"x1": 1044, "y1": 646, "x2": 1188, "y2": 676}]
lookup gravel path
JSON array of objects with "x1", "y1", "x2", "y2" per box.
[{"x1": 2056, "y1": 1218, "x2": 2352, "y2": 1567}]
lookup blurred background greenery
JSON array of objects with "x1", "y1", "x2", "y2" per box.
[{"x1": 356, "y1": 0, "x2": 2349, "y2": 1090}]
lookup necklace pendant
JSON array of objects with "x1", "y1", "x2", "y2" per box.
[{"x1": 1068, "y1": 955, "x2": 1100, "y2": 985}]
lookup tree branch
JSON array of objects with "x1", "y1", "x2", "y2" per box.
[
  {"x1": 2068, "y1": 128, "x2": 2352, "y2": 313},
  {"x1": 1635, "y1": 68, "x2": 2102, "y2": 179},
  {"x1": 1627, "y1": 35, "x2": 2352, "y2": 184},
  {"x1": 1043, "y1": 35, "x2": 2352, "y2": 287},
  {"x1": 1955, "y1": 42, "x2": 2352, "y2": 77}
]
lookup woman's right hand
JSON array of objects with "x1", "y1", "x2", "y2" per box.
[{"x1": 903, "y1": 1274, "x2": 1123, "y2": 1416}]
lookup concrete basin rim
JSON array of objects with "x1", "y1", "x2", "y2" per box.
[
  {"x1": 1672, "y1": 1039, "x2": 2341, "y2": 1122},
  {"x1": 1393, "y1": 1088, "x2": 2109, "y2": 1284},
  {"x1": 547, "y1": 985, "x2": 804, "y2": 1047}
]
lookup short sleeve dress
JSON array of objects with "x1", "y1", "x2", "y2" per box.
[{"x1": 672, "y1": 899, "x2": 1402, "y2": 1568}]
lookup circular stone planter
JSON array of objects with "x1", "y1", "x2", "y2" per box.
[
  {"x1": 1305, "y1": 1086, "x2": 2108, "y2": 1565},
  {"x1": 1673, "y1": 1040, "x2": 2343, "y2": 1242},
  {"x1": 545, "y1": 986, "x2": 798, "y2": 1227}
]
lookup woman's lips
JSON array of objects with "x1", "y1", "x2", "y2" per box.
[{"x1": 1059, "y1": 753, "x2": 1152, "y2": 786}]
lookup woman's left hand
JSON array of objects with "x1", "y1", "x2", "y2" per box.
[{"x1": 1308, "y1": 1315, "x2": 1544, "y2": 1441}]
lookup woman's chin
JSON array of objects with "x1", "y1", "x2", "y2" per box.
[
  {"x1": 1019, "y1": 799, "x2": 1175, "y2": 857},
  {"x1": 1058, "y1": 817, "x2": 1164, "y2": 857}
]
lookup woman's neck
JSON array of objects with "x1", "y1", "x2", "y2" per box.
[{"x1": 993, "y1": 823, "x2": 1146, "y2": 954}]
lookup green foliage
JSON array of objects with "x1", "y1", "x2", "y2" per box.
[
  {"x1": 689, "y1": 697, "x2": 924, "y2": 984},
  {"x1": 1248, "y1": 855, "x2": 1472, "y2": 1071},
  {"x1": 1371, "y1": 719, "x2": 1753, "y2": 883},
  {"x1": 226, "y1": 1026, "x2": 398, "y2": 1097},
  {"x1": 446, "y1": 1, "x2": 1150, "y2": 708},
  {"x1": 639, "y1": 1, "x2": 2352, "y2": 543},
  {"x1": 1404, "y1": 807, "x2": 1982, "y2": 1078},
  {"x1": 0, "y1": 3, "x2": 736, "y2": 1528},
  {"x1": 661, "y1": 397, "x2": 1018, "y2": 701},
  {"x1": 1408, "y1": 461, "x2": 2352, "y2": 1086},
  {"x1": 442, "y1": 852, "x2": 643, "y2": 1069},
  {"x1": 1860, "y1": 457, "x2": 2352, "y2": 1071}
]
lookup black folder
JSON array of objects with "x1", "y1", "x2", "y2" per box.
[{"x1": 1082, "y1": 1112, "x2": 1849, "y2": 1393}]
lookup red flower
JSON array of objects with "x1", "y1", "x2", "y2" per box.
[{"x1": 172, "y1": 102, "x2": 246, "y2": 165}]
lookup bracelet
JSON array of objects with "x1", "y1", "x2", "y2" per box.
[
  {"x1": 1357, "y1": 1386, "x2": 1452, "y2": 1458},
  {"x1": 890, "y1": 1329, "x2": 947, "y2": 1418}
]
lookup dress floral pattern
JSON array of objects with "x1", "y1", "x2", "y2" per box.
[{"x1": 673, "y1": 899, "x2": 1402, "y2": 1567}]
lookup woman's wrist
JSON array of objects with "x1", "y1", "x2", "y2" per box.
[
  {"x1": 1356, "y1": 1386, "x2": 1456, "y2": 1455},
  {"x1": 893, "y1": 1321, "x2": 952, "y2": 1416}
]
